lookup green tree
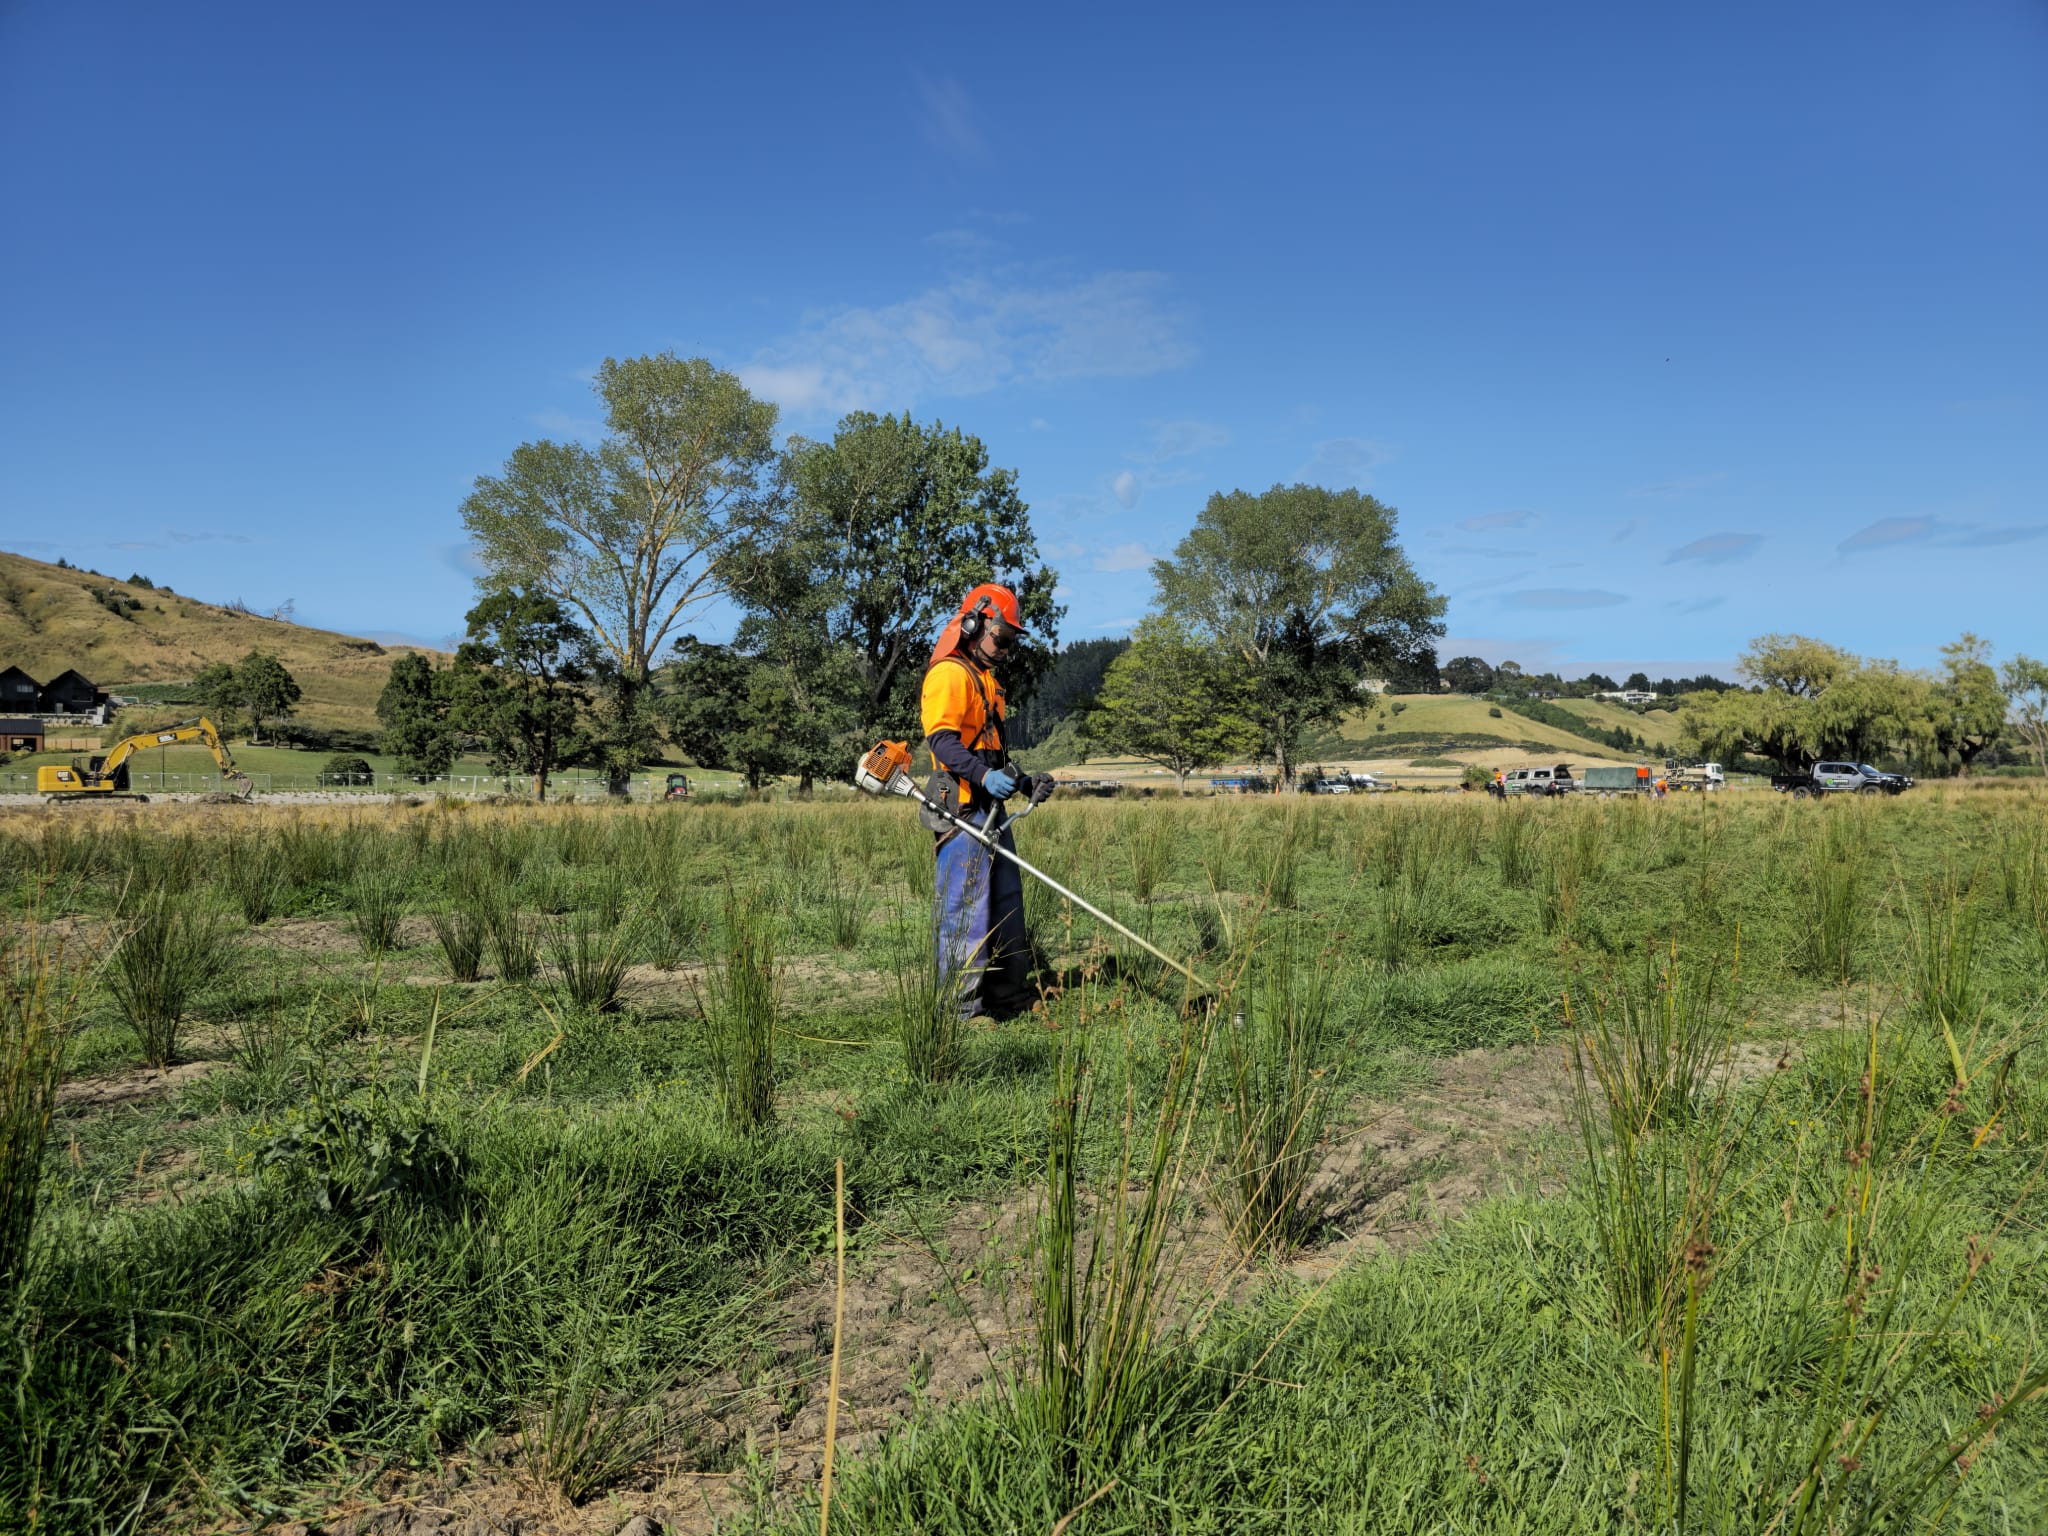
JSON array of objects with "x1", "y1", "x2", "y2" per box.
[
  {"x1": 452, "y1": 589, "x2": 591, "y2": 801},
  {"x1": 1441, "y1": 656, "x2": 1495, "y2": 695},
  {"x1": 2002, "y1": 655, "x2": 2048, "y2": 775},
  {"x1": 192, "y1": 660, "x2": 241, "y2": 737},
  {"x1": 235, "y1": 652, "x2": 301, "y2": 744},
  {"x1": 661, "y1": 639, "x2": 790, "y2": 791},
  {"x1": 1679, "y1": 634, "x2": 1933, "y2": 772},
  {"x1": 1929, "y1": 633, "x2": 2006, "y2": 777},
  {"x1": 772, "y1": 412, "x2": 1060, "y2": 740},
  {"x1": 460, "y1": 353, "x2": 780, "y2": 793},
  {"x1": 1149, "y1": 484, "x2": 1444, "y2": 785},
  {"x1": 1078, "y1": 617, "x2": 1263, "y2": 792},
  {"x1": 375, "y1": 652, "x2": 458, "y2": 779}
]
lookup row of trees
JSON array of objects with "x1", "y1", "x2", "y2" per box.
[
  {"x1": 456, "y1": 356, "x2": 1059, "y2": 794},
  {"x1": 1439, "y1": 656, "x2": 1734, "y2": 699},
  {"x1": 1677, "y1": 634, "x2": 2048, "y2": 776}
]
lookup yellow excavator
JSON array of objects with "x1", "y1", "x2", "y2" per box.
[{"x1": 37, "y1": 717, "x2": 253, "y2": 804}]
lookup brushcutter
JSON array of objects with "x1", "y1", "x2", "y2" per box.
[{"x1": 855, "y1": 741, "x2": 1212, "y2": 995}]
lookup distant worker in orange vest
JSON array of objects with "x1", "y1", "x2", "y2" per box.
[{"x1": 921, "y1": 584, "x2": 1054, "y2": 1019}]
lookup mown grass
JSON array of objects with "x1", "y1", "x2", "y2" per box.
[{"x1": 0, "y1": 787, "x2": 2043, "y2": 1532}]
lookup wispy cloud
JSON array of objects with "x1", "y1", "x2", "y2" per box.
[
  {"x1": 1501, "y1": 588, "x2": 1628, "y2": 610},
  {"x1": 1298, "y1": 436, "x2": 1391, "y2": 488},
  {"x1": 167, "y1": 529, "x2": 252, "y2": 545},
  {"x1": 531, "y1": 408, "x2": 605, "y2": 440},
  {"x1": 1093, "y1": 542, "x2": 1155, "y2": 573},
  {"x1": 1627, "y1": 472, "x2": 1725, "y2": 498},
  {"x1": 110, "y1": 540, "x2": 163, "y2": 551},
  {"x1": 1667, "y1": 596, "x2": 1726, "y2": 615},
  {"x1": 741, "y1": 271, "x2": 1194, "y2": 416},
  {"x1": 1832, "y1": 516, "x2": 2048, "y2": 554},
  {"x1": 1137, "y1": 419, "x2": 1230, "y2": 462},
  {"x1": 1457, "y1": 509, "x2": 1534, "y2": 532},
  {"x1": 1111, "y1": 472, "x2": 1140, "y2": 509},
  {"x1": 915, "y1": 75, "x2": 987, "y2": 161},
  {"x1": 1665, "y1": 532, "x2": 1762, "y2": 566}
]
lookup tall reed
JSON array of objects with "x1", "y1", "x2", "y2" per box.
[
  {"x1": 1900, "y1": 872, "x2": 1979, "y2": 1035},
  {"x1": 220, "y1": 833, "x2": 286, "y2": 924},
  {"x1": 2, "y1": 926, "x2": 79, "y2": 1294},
  {"x1": 1217, "y1": 931, "x2": 1335, "y2": 1257},
  {"x1": 703, "y1": 895, "x2": 779, "y2": 1133},
  {"x1": 1024, "y1": 988, "x2": 1208, "y2": 1500},
  {"x1": 105, "y1": 891, "x2": 238, "y2": 1068},
  {"x1": 345, "y1": 864, "x2": 407, "y2": 955},
  {"x1": 892, "y1": 919, "x2": 966, "y2": 1085}
]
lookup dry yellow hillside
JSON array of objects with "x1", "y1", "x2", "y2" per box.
[{"x1": 0, "y1": 548, "x2": 444, "y2": 731}]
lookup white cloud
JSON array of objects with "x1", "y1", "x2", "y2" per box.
[
  {"x1": 1093, "y1": 542, "x2": 1155, "y2": 573},
  {"x1": 741, "y1": 271, "x2": 1194, "y2": 417},
  {"x1": 1111, "y1": 471, "x2": 1140, "y2": 508}
]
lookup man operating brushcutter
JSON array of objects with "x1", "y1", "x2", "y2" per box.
[{"x1": 921, "y1": 583, "x2": 1055, "y2": 1019}]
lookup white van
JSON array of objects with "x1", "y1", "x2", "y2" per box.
[{"x1": 1502, "y1": 763, "x2": 1576, "y2": 797}]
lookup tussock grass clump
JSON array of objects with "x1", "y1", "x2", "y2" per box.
[
  {"x1": 1901, "y1": 871, "x2": 1980, "y2": 1035},
  {"x1": 2, "y1": 927, "x2": 79, "y2": 1293},
  {"x1": 892, "y1": 920, "x2": 965, "y2": 1085},
  {"x1": 219, "y1": 833, "x2": 286, "y2": 924},
  {"x1": 546, "y1": 910, "x2": 640, "y2": 1014},
  {"x1": 1493, "y1": 804, "x2": 1537, "y2": 888},
  {"x1": 430, "y1": 906, "x2": 488, "y2": 983},
  {"x1": 643, "y1": 885, "x2": 705, "y2": 970},
  {"x1": 105, "y1": 891, "x2": 238, "y2": 1068},
  {"x1": 703, "y1": 895, "x2": 779, "y2": 1133},
  {"x1": 345, "y1": 863, "x2": 407, "y2": 955},
  {"x1": 486, "y1": 902, "x2": 541, "y2": 984},
  {"x1": 1794, "y1": 841, "x2": 1864, "y2": 980},
  {"x1": 816, "y1": 855, "x2": 871, "y2": 950},
  {"x1": 1120, "y1": 808, "x2": 1175, "y2": 903},
  {"x1": 1218, "y1": 929, "x2": 1336, "y2": 1257}
]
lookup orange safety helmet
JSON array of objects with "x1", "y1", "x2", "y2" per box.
[{"x1": 927, "y1": 583, "x2": 1029, "y2": 670}]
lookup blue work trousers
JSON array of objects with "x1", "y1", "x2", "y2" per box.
[{"x1": 933, "y1": 806, "x2": 1032, "y2": 1019}]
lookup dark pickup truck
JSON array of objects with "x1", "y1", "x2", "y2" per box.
[{"x1": 1770, "y1": 761, "x2": 1914, "y2": 798}]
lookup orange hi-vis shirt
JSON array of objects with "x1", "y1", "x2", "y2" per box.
[{"x1": 921, "y1": 656, "x2": 1006, "y2": 803}]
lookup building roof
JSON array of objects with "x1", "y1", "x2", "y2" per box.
[
  {"x1": 42, "y1": 668, "x2": 96, "y2": 687},
  {"x1": 0, "y1": 718, "x2": 46, "y2": 734}
]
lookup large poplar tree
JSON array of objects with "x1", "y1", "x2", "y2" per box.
[{"x1": 1148, "y1": 484, "x2": 1444, "y2": 785}]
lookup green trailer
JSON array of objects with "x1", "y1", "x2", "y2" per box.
[{"x1": 1582, "y1": 764, "x2": 1650, "y2": 794}]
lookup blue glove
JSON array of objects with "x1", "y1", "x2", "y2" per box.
[{"x1": 981, "y1": 767, "x2": 1019, "y2": 801}]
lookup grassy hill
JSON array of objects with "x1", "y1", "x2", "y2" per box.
[{"x1": 0, "y1": 548, "x2": 442, "y2": 732}]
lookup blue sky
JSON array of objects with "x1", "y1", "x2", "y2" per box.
[{"x1": 2, "y1": 1, "x2": 2043, "y2": 678}]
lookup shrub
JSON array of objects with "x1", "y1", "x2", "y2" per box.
[
  {"x1": 323, "y1": 755, "x2": 374, "y2": 787},
  {"x1": 105, "y1": 892, "x2": 237, "y2": 1068}
]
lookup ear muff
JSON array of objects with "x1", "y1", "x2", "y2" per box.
[{"x1": 957, "y1": 594, "x2": 994, "y2": 642}]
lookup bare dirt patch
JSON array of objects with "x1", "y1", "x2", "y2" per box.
[{"x1": 57, "y1": 1058, "x2": 226, "y2": 1109}]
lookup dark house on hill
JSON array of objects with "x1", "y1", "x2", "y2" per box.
[
  {"x1": 0, "y1": 666, "x2": 39, "y2": 710},
  {"x1": 37, "y1": 669, "x2": 105, "y2": 715}
]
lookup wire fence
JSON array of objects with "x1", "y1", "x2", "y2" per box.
[{"x1": 0, "y1": 769, "x2": 676, "y2": 801}]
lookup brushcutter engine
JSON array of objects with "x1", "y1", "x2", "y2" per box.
[{"x1": 854, "y1": 740, "x2": 917, "y2": 798}]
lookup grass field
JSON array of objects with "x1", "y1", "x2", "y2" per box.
[{"x1": 3, "y1": 787, "x2": 2045, "y2": 1533}]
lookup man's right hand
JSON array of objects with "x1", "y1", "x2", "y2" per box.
[{"x1": 982, "y1": 767, "x2": 1019, "y2": 801}]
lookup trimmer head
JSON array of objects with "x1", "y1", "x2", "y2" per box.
[{"x1": 855, "y1": 740, "x2": 916, "y2": 798}]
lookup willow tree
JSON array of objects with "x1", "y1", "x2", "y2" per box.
[{"x1": 460, "y1": 354, "x2": 780, "y2": 791}]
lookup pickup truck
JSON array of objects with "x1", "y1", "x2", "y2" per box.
[{"x1": 1771, "y1": 761, "x2": 1914, "y2": 798}]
